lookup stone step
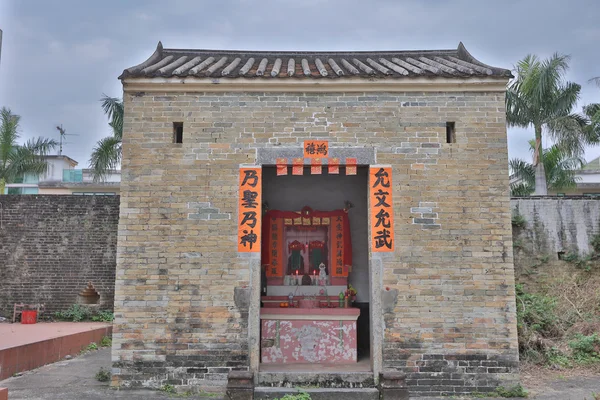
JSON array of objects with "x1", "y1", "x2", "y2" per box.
[
  {"x1": 254, "y1": 387, "x2": 380, "y2": 400},
  {"x1": 258, "y1": 371, "x2": 375, "y2": 388}
]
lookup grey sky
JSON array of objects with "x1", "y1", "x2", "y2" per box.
[{"x1": 0, "y1": 0, "x2": 598, "y2": 167}]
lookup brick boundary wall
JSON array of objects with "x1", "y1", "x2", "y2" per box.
[{"x1": 0, "y1": 195, "x2": 119, "y2": 317}]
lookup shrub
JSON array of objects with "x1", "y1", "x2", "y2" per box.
[
  {"x1": 516, "y1": 284, "x2": 558, "y2": 336},
  {"x1": 568, "y1": 333, "x2": 600, "y2": 364},
  {"x1": 99, "y1": 336, "x2": 112, "y2": 347},
  {"x1": 84, "y1": 342, "x2": 98, "y2": 352},
  {"x1": 91, "y1": 310, "x2": 114, "y2": 322},
  {"x1": 95, "y1": 367, "x2": 111, "y2": 382},
  {"x1": 160, "y1": 384, "x2": 176, "y2": 393},
  {"x1": 54, "y1": 304, "x2": 91, "y2": 322},
  {"x1": 54, "y1": 305, "x2": 113, "y2": 322},
  {"x1": 494, "y1": 384, "x2": 528, "y2": 398}
]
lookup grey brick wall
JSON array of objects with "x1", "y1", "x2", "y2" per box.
[
  {"x1": 114, "y1": 89, "x2": 518, "y2": 395},
  {"x1": 0, "y1": 195, "x2": 119, "y2": 317}
]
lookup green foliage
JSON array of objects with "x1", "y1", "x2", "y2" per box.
[
  {"x1": 54, "y1": 304, "x2": 91, "y2": 322},
  {"x1": 545, "y1": 347, "x2": 572, "y2": 368},
  {"x1": 506, "y1": 53, "x2": 596, "y2": 195},
  {"x1": 0, "y1": 107, "x2": 58, "y2": 193},
  {"x1": 54, "y1": 305, "x2": 114, "y2": 322},
  {"x1": 89, "y1": 95, "x2": 123, "y2": 181},
  {"x1": 275, "y1": 392, "x2": 312, "y2": 400},
  {"x1": 160, "y1": 384, "x2": 176, "y2": 394},
  {"x1": 569, "y1": 333, "x2": 600, "y2": 364},
  {"x1": 590, "y1": 233, "x2": 600, "y2": 254},
  {"x1": 562, "y1": 253, "x2": 594, "y2": 271},
  {"x1": 512, "y1": 212, "x2": 527, "y2": 228},
  {"x1": 95, "y1": 367, "x2": 111, "y2": 382},
  {"x1": 99, "y1": 336, "x2": 112, "y2": 347},
  {"x1": 516, "y1": 284, "x2": 558, "y2": 336},
  {"x1": 510, "y1": 141, "x2": 584, "y2": 196},
  {"x1": 91, "y1": 310, "x2": 114, "y2": 322},
  {"x1": 494, "y1": 384, "x2": 528, "y2": 398},
  {"x1": 84, "y1": 342, "x2": 98, "y2": 352}
]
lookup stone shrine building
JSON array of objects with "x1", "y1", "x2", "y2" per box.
[{"x1": 112, "y1": 42, "x2": 519, "y2": 397}]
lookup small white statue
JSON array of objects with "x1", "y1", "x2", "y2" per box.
[
  {"x1": 319, "y1": 263, "x2": 327, "y2": 278},
  {"x1": 318, "y1": 263, "x2": 327, "y2": 286}
]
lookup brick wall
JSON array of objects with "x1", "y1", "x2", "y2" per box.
[
  {"x1": 113, "y1": 90, "x2": 518, "y2": 395},
  {"x1": 0, "y1": 195, "x2": 119, "y2": 317}
]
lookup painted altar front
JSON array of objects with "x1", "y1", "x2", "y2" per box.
[{"x1": 259, "y1": 206, "x2": 359, "y2": 364}]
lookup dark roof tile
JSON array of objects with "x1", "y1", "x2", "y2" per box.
[{"x1": 120, "y1": 42, "x2": 512, "y2": 80}]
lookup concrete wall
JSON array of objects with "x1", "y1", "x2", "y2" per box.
[
  {"x1": 262, "y1": 166, "x2": 369, "y2": 302},
  {"x1": 0, "y1": 195, "x2": 119, "y2": 317},
  {"x1": 511, "y1": 198, "x2": 600, "y2": 256},
  {"x1": 113, "y1": 89, "x2": 518, "y2": 395}
]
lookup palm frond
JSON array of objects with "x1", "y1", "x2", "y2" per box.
[
  {"x1": 590, "y1": 77, "x2": 600, "y2": 88},
  {"x1": 546, "y1": 114, "x2": 588, "y2": 157},
  {"x1": 0, "y1": 107, "x2": 20, "y2": 168},
  {"x1": 89, "y1": 136, "x2": 122, "y2": 182},
  {"x1": 100, "y1": 95, "x2": 124, "y2": 139}
]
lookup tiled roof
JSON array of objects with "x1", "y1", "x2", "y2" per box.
[
  {"x1": 581, "y1": 156, "x2": 600, "y2": 171},
  {"x1": 120, "y1": 42, "x2": 511, "y2": 80}
]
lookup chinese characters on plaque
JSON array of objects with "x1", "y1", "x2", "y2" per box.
[
  {"x1": 238, "y1": 168, "x2": 262, "y2": 252},
  {"x1": 303, "y1": 140, "x2": 329, "y2": 158},
  {"x1": 330, "y1": 216, "x2": 345, "y2": 276},
  {"x1": 369, "y1": 167, "x2": 394, "y2": 252}
]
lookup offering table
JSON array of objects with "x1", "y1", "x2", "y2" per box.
[{"x1": 260, "y1": 307, "x2": 359, "y2": 364}]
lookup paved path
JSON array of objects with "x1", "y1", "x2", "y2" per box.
[
  {"x1": 1, "y1": 348, "x2": 599, "y2": 399},
  {"x1": 0, "y1": 348, "x2": 222, "y2": 400}
]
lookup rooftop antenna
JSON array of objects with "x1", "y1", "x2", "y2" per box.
[{"x1": 55, "y1": 124, "x2": 78, "y2": 156}]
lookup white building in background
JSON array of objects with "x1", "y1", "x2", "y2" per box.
[{"x1": 3, "y1": 155, "x2": 120, "y2": 195}]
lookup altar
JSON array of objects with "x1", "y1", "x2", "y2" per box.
[{"x1": 260, "y1": 206, "x2": 359, "y2": 364}]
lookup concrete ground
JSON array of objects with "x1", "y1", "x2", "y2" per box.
[
  {"x1": 0, "y1": 348, "x2": 223, "y2": 400},
  {"x1": 1, "y1": 348, "x2": 599, "y2": 399}
]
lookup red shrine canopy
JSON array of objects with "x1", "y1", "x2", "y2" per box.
[{"x1": 261, "y1": 206, "x2": 352, "y2": 278}]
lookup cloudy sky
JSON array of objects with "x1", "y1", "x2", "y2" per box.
[{"x1": 0, "y1": 0, "x2": 599, "y2": 167}]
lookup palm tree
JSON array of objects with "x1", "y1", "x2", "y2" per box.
[
  {"x1": 584, "y1": 77, "x2": 600, "y2": 139},
  {"x1": 510, "y1": 140, "x2": 584, "y2": 197},
  {"x1": 506, "y1": 54, "x2": 596, "y2": 195},
  {"x1": 89, "y1": 95, "x2": 123, "y2": 181},
  {"x1": 0, "y1": 107, "x2": 57, "y2": 194}
]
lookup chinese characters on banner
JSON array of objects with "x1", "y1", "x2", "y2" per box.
[
  {"x1": 303, "y1": 140, "x2": 328, "y2": 158},
  {"x1": 267, "y1": 217, "x2": 284, "y2": 276},
  {"x1": 370, "y1": 167, "x2": 394, "y2": 252},
  {"x1": 238, "y1": 168, "x2": 262, "y2": 252},
  {"x1": 311, "y1": 158, "x2": 322, "y2": 174},
  {"x1": 330, "y1": 216, "x2": 345, "y2": 276}
]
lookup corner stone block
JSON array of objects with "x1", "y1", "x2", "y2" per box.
[
  {"x1": 379, "y1": 372, "x2": 409, "y2": 400},
  {"x1": 226, "y1": 371, "x2": 254, "y2": 400}
]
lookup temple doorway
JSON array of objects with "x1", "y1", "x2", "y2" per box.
[{"x1": 259, "y1": 166, "x2": 370, "y2": 370}]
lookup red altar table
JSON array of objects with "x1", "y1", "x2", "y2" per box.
[{"x1": 260, "y1": 308, "x2": 359, "y2": 364}]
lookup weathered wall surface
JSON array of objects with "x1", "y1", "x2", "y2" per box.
[
  {"x1": 0, "y1": 195, "x2": 119, "y2": 317},
  {"x1": 511, "y1": 198, "x2": 600, "y2": 256},
  {"x1": 113, "y1": 90, "x2": 518, "y2": 396}
]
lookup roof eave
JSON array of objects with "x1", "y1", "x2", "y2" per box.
[{"x1": 121, "y1": 75, "x2": 510, "y2": 93}]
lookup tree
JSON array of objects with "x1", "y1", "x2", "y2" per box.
[
  {"x1": 506, "y1": 54, "x2": 596, "y2": 195},
  {"x1": 510, "y1": 140, "x2": 584, "y2": 197},
  {"x1": 0, "y1": 107, "x2": 57, "y2": 194},
  {"x1": 89, "y1": 95, "x2": 123, "y2": 181},
  {"x1": 583, "y1": 77, "x2": 600, "y2": 139}
]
